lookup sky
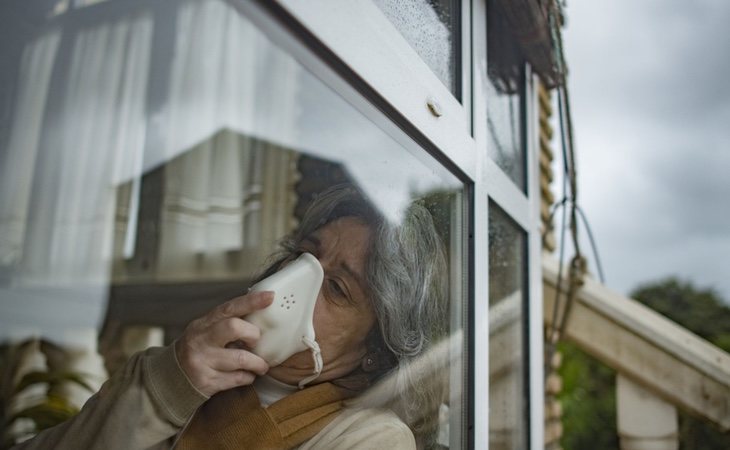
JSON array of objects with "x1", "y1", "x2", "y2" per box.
[{"x1": 560, "y1": 0, "x2": 730, "y2": 302}]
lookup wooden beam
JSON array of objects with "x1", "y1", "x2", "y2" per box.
[{"x1": 543, "y1": 254, "x2": 730, "y2": 431}]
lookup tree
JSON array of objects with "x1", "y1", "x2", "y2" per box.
[
  {"x1": 558, "y1": 341, "x2": 618, "y2": 450},
  {"x1": 632, "y1": 278, "x2": 730, "y2": 450},
  {"x1": 632, "y1": 278, "x2": 730, "y2": 352},
  {"x1": 559, "y1": 277, "x2": 730, "y2": 449}
]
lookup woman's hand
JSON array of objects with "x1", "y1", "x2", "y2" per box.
[{"x1": 175, "y1": 291, "x2": 274, "y2": 397}]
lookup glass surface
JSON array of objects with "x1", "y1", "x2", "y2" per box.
[
  {"x1": 0, "y1": 0, "x2": 465, "y2": 447},
  {"x1": 486, "y1": 0, "x2": 526, "y2": 190},
  {"x1": 372, "y1": 0, "x2": 459, "y2": 95},
  {"x1": 488, "y1": 202, "x2": 528, "y2": 450}
]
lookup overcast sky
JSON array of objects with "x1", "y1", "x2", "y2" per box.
[{"x1": 560, "y1": 0, "x2": 730, "y2": 302}]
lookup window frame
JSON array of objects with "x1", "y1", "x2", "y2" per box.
[
  {"x1": 26, "y1": 0, "x2": 546, "y2": 447},
  {"x1": 238, "y1": 2, "x2": 475, "y2": 448},
  {"x1": 242, "y1": 0, "x2": 546, "y2": 448},
  {"x1": 473, "y1": 1, "x2": 545, "y2": 448}
]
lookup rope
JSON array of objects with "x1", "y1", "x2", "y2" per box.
[{"x1": 544, "y1": 0, "x2": 591, "y2": 378}]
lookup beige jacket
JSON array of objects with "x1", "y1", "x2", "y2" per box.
[{"x1": 13, "y1": 345, "x2": 415, "y2": 450}]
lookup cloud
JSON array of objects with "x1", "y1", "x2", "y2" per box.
[{"x1": 559, "y1": 0, "x2": 730, "y2": 301}]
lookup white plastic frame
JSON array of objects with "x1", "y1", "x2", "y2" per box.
[{"x1": 237, "y1": 0, "x2": 545, "y2": 448}]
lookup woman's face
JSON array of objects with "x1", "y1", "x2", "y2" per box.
[{"x1": 267, "y1": 216, "x2": 376, "y2": 385}]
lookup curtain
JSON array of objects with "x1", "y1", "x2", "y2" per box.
[
  {"x1": 0, "y1": 0, "x2": 300, "y2": 340},
  {"x1": 0, "y1": 10, "x2": 153, "y2": 286},
  {"x1": 0, "y1": 30, "x2": 62, "y2": 270},
  {"x1": 123, "y1": 0, "x2": 300, "y2": 281}
]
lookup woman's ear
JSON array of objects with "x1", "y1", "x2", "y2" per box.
[{"x1": 361, "y1": 328, "x2": 397, "y2": 373}]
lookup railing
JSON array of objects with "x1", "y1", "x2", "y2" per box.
[{"x1": 543, "y1": 254, "x2": 730, "y2": 449}]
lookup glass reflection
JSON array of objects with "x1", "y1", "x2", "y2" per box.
[
  {"x1": 488, "y1": 202, "x2": 528, "y2": 449},
  {"x1": 372, "y1": 0, "x2": 459, "y2": 95},
  {"x1": 0, "y1": 0, "x2": 464, "y2": 448},
  {"x1": 486, "y1": 0, "x2": 526, "y2": 190}
]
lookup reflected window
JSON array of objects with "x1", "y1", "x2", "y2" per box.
[
  {"x1": 0, "y1": 0, "x2": 466, "y2": 448},
  {"x1": 486, "y1": 0, "x2": 526, "y2": 190},
  {"x1": 488, "y1": 202, "x2": 528, "y2": 449},
  {"x1": 372, "y1": 0, "x2": 460, "y2": 96}
]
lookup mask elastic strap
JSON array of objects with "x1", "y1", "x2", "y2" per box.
[{"x1": 298, "y1": 336, "x2": 323, "y2": 389}]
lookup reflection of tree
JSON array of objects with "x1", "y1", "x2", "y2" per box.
[
  {"x1": 410, "y1": 187, "x2": 463, "y2": 322},
  {"x1": 488, "y1": 204, "x2": 525, "y2": 306},
  {"x1": 0, "y1": 339, "x2": 98, "y2": 448},
  {"x1": 559, "y1": 278, "x2": 730, "y2": 450},
  {"x1": 294, "y1": 155, "x2": 354, "y2": 221},
  {"x1": 487, "y1": 203, "x2": 527, "y2": 450},
  {"x1": 414, "y1": 189, "x2": 455, "y2": 259},
  {"x1": 487, "y1": 0, "x2": 525, "y2": 95}
]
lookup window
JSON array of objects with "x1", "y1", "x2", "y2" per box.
[
  {"x1": 1, "y1": 0, "x2": 548, "y2": 448},
  {"x1": 0, "y1": 0, "x2": 467, "y2": 447},
  {"x1": 488, "y1": 202, "x2": 529, "y2": 449},
  {"x1": 476, "y1": 0, "x2": 541, "y2": 447},
  {"x1": 486, "y1": 0, "x2": 527, "y2": 191},
  {"x1": 372, "y1": 0, "x2": 461, "y2": 95}
]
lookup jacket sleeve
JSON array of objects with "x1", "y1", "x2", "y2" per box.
[{"x1": 13, "y1": 344, "x2": 209, "y2": 450}]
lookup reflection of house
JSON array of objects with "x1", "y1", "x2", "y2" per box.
[{"x1": 103, "y1": 126, "x2": 362, "y2": 371}]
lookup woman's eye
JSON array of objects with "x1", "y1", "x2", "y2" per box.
[
  {"x1": 327, "y1": 279, "x2": 354, "y2": 306},
  {"x1": 329, "y1": 279, "x2": 345, "y2": 296}
]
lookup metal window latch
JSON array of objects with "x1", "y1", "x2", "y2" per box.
[{"x1": 427, "y1": 96, "x2": 443, "y2": 117}]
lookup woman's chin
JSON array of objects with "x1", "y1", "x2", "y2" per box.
[{"x1": 266, "y1": 352, "x2": 314, "y2": 384}]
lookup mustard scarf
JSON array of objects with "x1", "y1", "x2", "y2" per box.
[{"x1": 175, "y1": 382, "x2": 356, "y2": 449}]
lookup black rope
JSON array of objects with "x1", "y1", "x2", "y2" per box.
[{"x1": 576, "y1": 205, "x2": 605, "y2": 284}]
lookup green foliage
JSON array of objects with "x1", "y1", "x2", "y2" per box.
[
  {"x1": 8, "y1": 394, "x2": 79, "y2": 433},
  {"x1": 13, "y1": 371, "x2": 94, "y2": 396},
  {"x1": 0, "y1": 339, "x2": 93, "y2": 449},
  {"x1": 558, "y1": 342, "x2": 618, "y2": 450},
  {"x1": 632, "y1": 278, "x2": 730, "y2": 347},
  {"x1": 559, "y1": 277, "x2": 730, "y2": 449},
  {"x1": 632, "y1": 277, "x2": 730, "y2": 449}
]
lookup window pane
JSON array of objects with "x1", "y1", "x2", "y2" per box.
[
  {"x1": 486, "y1": 0, "x2": 526, "y2": 190},
  {"x1": 488, "y1": 202, "x2": 528, "y2": 449},
  {"x1": 0, "y1": 0, "x2": 466, "y2": 448},
  {"x1": 372, "y1": 0, "x2": 460, "y2": 95}
]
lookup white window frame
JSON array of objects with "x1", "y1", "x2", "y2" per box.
[
  {"x1": 474, "y1": 0, "x2": 545, "y2": 447},
  {"x1": 237, "y1": 1, "x2": 545, "y2": 448}
]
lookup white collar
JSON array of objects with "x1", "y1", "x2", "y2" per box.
[{"x1": 253, "y1": 375, "x2": 298, "y2": 407}]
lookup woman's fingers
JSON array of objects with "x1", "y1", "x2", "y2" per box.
[
  {"x1": 209, "y1": 347, "x2": 269, "y2": 375},
  {"x1": 207, "y1": 316, "x2": 262, "y2": 348},
  {"x1": 175, "y1": 291, "x2": 274, "y2": 397},
  {"x1": 203, "y1": 291, "x2": 273, "y2": 327}
]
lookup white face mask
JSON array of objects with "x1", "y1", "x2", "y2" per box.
[{"x1": 246, "y1": 253, "x2": 324, "y2": 389}]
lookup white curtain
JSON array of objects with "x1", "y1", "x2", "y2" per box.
[
  {"x1": 0, "y1": 30, "x2": 62, "y2": 269},
  {"x1": 0, "y1": 8, "x2": 153, "y2": 344},
  {"x1": 0, "y1": 0, "x2": 300, "y2": 341},
  {"x1": 0, "y1": 11, "x2": 153, "y2": 286},
  {"x1": 135, "y1": 0, "x2": 300, "y2": 280},
  {"x1": 153, "y1": 130, "x2": 298, "y2": 280}
]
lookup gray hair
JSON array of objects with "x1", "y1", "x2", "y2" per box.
[{"x1": 259, "y1": 184, "x2": 449, "y2": 443}]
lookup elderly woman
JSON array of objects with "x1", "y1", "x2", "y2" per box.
[{"x1": 15, "y1": 185, "x2": 448, "y2": 450}]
